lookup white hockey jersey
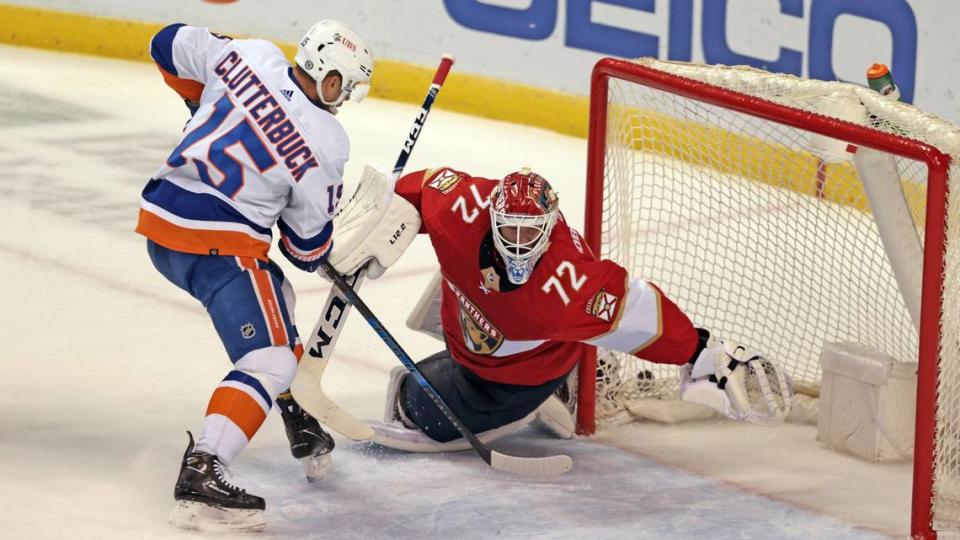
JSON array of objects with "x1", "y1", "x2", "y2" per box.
[{"x1": 137, "y1": 24, "x2": 347, "y2": 264}]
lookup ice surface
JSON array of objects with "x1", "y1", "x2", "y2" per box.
[{"x1": 0, "y1": 45, "x2": 907, "y2": 538}]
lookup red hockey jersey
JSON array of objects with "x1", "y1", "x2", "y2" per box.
[{"x1": 396, "y1": 168, "x2": 697, "y2": 386}]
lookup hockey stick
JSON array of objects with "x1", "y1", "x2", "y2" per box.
[
  {"x1": 319, "y1": 259, "x2": 574, "y2": 477},
  {"x1": 291, "y1": 54, "x2": 456, "y2": 440},
  {"x1": 291, "y1": 270, "x2": 373, "y2": 440}
]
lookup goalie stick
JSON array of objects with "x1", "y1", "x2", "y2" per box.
[
  {"x1": 290, "y1": 54, "x2": 456, "y2": 441},
  {"x1": 319, "y1": 259, "x2": 574, "y2": 477}
]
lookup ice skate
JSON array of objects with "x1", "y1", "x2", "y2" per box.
[
  {"x1": 277, "y1": 391, "x2": 335, "y2": 481},
  {"x1": 169, "y1": 432, "x2": 266, "y2": 533}
]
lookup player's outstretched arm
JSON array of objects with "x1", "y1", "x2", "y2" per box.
[{"x1": 561, "y1": 260, "x2": 793, "y2": 425}]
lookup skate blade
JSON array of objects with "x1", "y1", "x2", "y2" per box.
[
  {"x1": 169, "y1": 500, "x2": 265, "y2": 533},
  {"x1": 302, "y1": 452, "x2": 333, "y2": 483}
]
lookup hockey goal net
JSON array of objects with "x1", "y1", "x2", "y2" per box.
[{"x1": 576, "y1": 57, "x2": 959, "y2": 538}]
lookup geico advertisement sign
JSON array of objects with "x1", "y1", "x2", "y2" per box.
[{"x1": 444, "y1": 0, "x2": 918, "y2": 103}]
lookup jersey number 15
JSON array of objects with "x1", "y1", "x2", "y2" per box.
[{"x1": 167, "y1": 94, "x2": 276, "y2": 199}]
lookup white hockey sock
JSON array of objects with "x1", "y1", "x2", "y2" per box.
[{"x1": 196, "y1": 346, "x2": 297, "y2": 464}]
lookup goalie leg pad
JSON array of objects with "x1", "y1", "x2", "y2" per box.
[
  {"x1": 377, "y1": 355, "x2": 543, "y2": 452},
  {"x1": 397, "y1": 350, "x2": 569, "y2": 443},
  {"x1": 383, "y1": 365, "x2": 418, "y2": 428},
  {"x1": 405, "y1": 270, "x2": 444, "y2": 341},
  {"x1": 534, "y1": 395, "x2": 576, "y2": 439},
  {"x1": 376, "y1": 380, "x2": 573, "y2": 450}
]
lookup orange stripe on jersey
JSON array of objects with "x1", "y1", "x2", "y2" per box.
[
  {"x1": 205, "y1": 386, "x2": 268, "y2": 440},
  {"x1": 156, "y1": 63, "x2": 204, "y2": 102},
  {"x1": 293, "y1": 341, "x2": 304, "y2": 363},
  {"x1": 238, "y1": 257, "x2": 289, "y2": 347},
  {"x1": 136, "y1": 208, "x2": 270, "y2": 260}
]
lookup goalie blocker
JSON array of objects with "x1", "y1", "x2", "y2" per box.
[
  {"x1": 327, "y1": 165, "x2": 421, "y2": 279},
  {"x1": 366, "y1": 166, "x2": 793, "y2": 454}
]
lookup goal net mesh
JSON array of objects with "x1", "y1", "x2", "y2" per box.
[{"x1": 586, "y1": 58, "x2": 960, "y2": 529}]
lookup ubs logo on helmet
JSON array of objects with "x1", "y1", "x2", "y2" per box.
[{"x1": 333, "y1": 32, "x2": 358, "y2": 51}]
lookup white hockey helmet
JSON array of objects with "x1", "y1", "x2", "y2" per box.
[
  {"x1": 489, "y1": 168, "x2": 560, "y2": 285},
  {"x1": 295, "y1": 20, "x2": 374, "y2": 108}
]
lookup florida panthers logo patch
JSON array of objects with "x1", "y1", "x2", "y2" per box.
[
  {"x1": 459, "y1": 310, "x2": 502, "y2": 355},
  {"x1": 447, "y1": 280, "x2": 503, "y2": 355},
  {"x1": 427, "y1": 169, "x2": 462, "y2": 194},
  {"x1": 587, "y1": 289, "x2": 620, "y2": 322}
]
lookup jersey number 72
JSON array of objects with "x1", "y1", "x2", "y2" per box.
[{"x1": 542, "y1": 261, "x2": 587, "y2": 305}]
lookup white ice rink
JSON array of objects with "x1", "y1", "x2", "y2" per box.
[{"x1": 0, "y1": 45, "x2": 912, "y2": 538}]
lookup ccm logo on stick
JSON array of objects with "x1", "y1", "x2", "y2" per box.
[{"x1": 404, "y1": 108, "x2": 429, "y2": 153}]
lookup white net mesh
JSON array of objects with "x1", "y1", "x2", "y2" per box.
[{"x1": 588, "y1": 58, "x2": 960, "y2": 529}]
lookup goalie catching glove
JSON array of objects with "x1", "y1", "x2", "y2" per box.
[
  {"x1": 327, "y1": 165, "x2": 421, "y2": 279},
  {"x1": 679, "y1": 329, "x2": 793, "y2": 425}
]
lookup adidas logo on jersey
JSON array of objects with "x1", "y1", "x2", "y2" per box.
[{"x1": 280, "y1": 89, "x2": 294, "y2": 101}]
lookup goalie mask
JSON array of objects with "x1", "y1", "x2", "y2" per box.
[
  {"x1": 295, "y1": 20, "x2": 374, "y2": 108},
  {"x1": 489, "y1": 169, "x2": 560, "y2": 285}
]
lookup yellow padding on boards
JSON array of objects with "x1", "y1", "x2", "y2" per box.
[
  {"x1": 277, "y1": 42, "x2": 591, "y2": 139},
  {"x1": 0, "y1": 3, "x2": 589, "y2": 140},
  {"x1": 611, "y1": 106, "x2": 928, "y2": 221},
  {"x1": 0, "y1": 3, "x2": 162, "y2": 62},
  {"x1": 0, "y1": 3, "x2": 926, "y2": 217}
]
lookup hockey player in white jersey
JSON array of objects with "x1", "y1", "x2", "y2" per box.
[{"x1": 135, "y1": 20, "x2": 373, "y2": 531}]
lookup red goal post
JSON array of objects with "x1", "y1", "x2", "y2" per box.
[{"x1": 579, "y1": 57, "x2": 955, "y2": 538}]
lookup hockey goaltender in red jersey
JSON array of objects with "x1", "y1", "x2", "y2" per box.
[
  {"x1": 329, "y1": 166, "x2": 793, "y2": 451},
  {"x1": 399, "y1": 167, "x2": 696, "y2": 387}
]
